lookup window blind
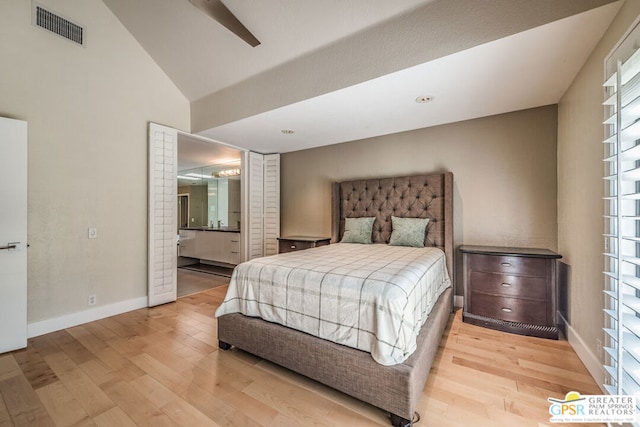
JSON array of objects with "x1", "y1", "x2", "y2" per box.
[{"x1": 603, "y1": 44, "x2": 640, "y2": 406}]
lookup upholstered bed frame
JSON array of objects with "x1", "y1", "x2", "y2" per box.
[{"x1": 217, "y1": 171, "x2": 454, "y2": 427}]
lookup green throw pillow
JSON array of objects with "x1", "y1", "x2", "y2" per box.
[
  {"x1": 388, "y1": 216, "x2": 429, "y2": 247},
  {"x1": 341, "y1": 217, "x2": 375, "y2": 244}
]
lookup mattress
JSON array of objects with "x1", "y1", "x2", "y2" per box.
[{"x1": 215, "y1": 243, "x2": 451, "y2": 365}]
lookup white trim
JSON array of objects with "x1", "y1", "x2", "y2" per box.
[
  {"x1": 558, "y1": 312, "x2": 606, "y2": 393},
  {"x1": 454, "y1": 295, "x2": 463, "y2": 308},
  {"x1": 27, "y1": 296, "x2": 148, "y2": 338}
]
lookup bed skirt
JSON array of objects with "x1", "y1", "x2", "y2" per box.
[{"x1": 217, "y1": 287, "x2": 453, "y2": 422}]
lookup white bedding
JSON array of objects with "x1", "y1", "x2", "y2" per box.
[{"x1": 215, "y1": 243, "x2": 451, "y2": 365}]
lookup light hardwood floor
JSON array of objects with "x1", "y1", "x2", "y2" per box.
[
  {"x1": 0, "y1": 285, "x2": 603, "y2": 427},
  {"x1": 177, "y1": 268, "x2": 229, "y2": 298}
]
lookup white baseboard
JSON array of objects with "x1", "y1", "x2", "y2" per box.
[
  {"x1": 558, "y1": 312, "x2": 606, "y2": 393},
  {"x1": 27, "y1": 296, "x2": 148, "y2": 338},
  {"x1": 454, "y1": 295, "x2": 463, "y2": 308}
]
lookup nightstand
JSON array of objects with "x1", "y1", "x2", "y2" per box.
[
  {"x1": 459, "y1": 245, "x2": 562, "y2": 339},
  {"x1": 278, "y1": 236, "x2": 331, "y2": 254}
]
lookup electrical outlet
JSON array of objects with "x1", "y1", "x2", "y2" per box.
[
  {"x1": 88, "y1": 294, "x2": 96, "y2": 306},
  {"x1": 88, "y1": 227, "x2": 98, "y2": 239}
]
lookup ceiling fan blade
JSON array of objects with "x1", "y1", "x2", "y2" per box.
[{"x1": 188, "y1": 0, "x2": 260, "y2": 47}]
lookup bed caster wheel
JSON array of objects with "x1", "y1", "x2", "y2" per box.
[
  {"x1": 218, "y1": 340, "x2": 231, "y2": 350},
  {"x1": 389, "y1": 412, "x2": 420, "y2": 427}
]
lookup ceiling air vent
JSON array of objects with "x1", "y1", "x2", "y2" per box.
[{"x1": 33, "y1": 3, "x2": 85, "y2": 46}]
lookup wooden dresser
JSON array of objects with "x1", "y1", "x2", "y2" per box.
[
  {"x1": 459, "y1": 245, "x2": 562, "y2": 339},
  {"x1": 277, "y1": 236, "x2": 331, "y2": 254}
]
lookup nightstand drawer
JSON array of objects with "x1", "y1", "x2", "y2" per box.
[
  {"x1": 278, "y1": 236, "x2": 331, "y2": 254},
  {"x1": 470, "y1": 292, "x2": 548, "y2": 325},
  {"x1": 469, "y1": 253, "x2": 548, "y2": 277},
  {"x1": 469, "y1": 271, "x2": 547, "y2": 299},
  {"x1": 279, "y1": 240, "x2": 315, "y2": 253}
]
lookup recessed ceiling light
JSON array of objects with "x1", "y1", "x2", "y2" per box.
[
  {"x1": 415, "y1": 95, "x2": 434, "y2": 103},
  {"x1": 281, "y1": 129, "x2": 295, "y2": 134}
]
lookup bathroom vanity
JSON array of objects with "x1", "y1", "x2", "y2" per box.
[{"x1": 178, "y1": 227, "x2": 240, "y2": 265}]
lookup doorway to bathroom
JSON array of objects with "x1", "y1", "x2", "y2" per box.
[
  {"x1": 148, "y1": 123, "x2": 279, "y2": 307},
  {"x1": 176, "y1": 132, "x2": 243, "y2": 298}
]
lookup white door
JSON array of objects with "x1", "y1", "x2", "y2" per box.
[
  {"x1": 148, "y1": 123, "x2": 177, "y2": 306},
  {"x1": 242, "y1": 152, "x2": 280, "y2": 261},
  {"x1": 245, "y1": 151, "x2": 264, "y2": 260},
  {"x1": 0, "y1": 117, "x2": 27, "y2": 353},
  {"x1": 263, "y1": 153, "x2": 280, "y2": 256}
]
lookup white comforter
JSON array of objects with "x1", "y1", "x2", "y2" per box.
[{"x1": 215, "y1": 243, "x2": 451, "y2": 365}]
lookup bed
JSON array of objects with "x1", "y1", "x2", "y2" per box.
[{"x1": 216, "y1": 172, "x2": 454, "y2": 427}]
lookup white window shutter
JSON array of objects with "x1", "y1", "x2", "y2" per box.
[{"x1": 603, "y1": 21, "x2": 640, "y2": 410}]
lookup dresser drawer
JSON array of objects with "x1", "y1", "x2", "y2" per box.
[
  {"x1": 460, "y1": 245, "x2": 562, "y2": 339},
  {"x1": 469, "y1": 271, "x2": 547, "y2": 300},
  {"x1": 469, "y1": 253, "x2": 548, "y2": 277},
  {"x1": 470, "y1": 292, "x2": 548, "y2": 325}
]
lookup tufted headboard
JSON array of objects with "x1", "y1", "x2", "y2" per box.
[{"x1": 331, "y1": 172, "x2": 454, "y2": 281}]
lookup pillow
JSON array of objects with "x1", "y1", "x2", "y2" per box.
[
  {"x1": 388, "y1": 216, "x2": 429, "y2": 248},
  {"x1": 341, "y1": 217, "x2": 375, "y2": 244}
]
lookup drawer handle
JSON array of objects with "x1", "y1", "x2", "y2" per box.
[
  {"x1": 501, "y1": 283, "x2": 512, "y2": 288},
  {"x1": 501, "y1": 307, "x2": 513, "y2": 313},
  {"x1": 291, "y1": 245, "x2": 296, "y2": 249},
  {"x1": 501, "y1": 262, "x2": 511, "y2": 267}
]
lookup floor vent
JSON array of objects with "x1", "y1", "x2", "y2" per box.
[{"x1": 33, "y1": 3, "x2": 85, "y2": 46}]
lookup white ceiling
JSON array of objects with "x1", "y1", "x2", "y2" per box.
[
  {"x1": 102, "y1": 0, "x2": 436, "y2": 100},
  {"x1": 103, "y1": 0, "x2": 622, "y2": 157},
  {"x1": 200, "y1": 4, "x2": 621, "y2": 153}
]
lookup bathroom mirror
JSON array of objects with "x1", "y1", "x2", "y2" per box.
[
  {"x1": 177, "y1": 164, "x2": 241, "y2": 230},
  {"x1": 177, "y1": 133, "x2": 243, "y2": 231}
]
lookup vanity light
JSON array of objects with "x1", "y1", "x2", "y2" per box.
[
  {"x1": 218, "y1": 168, "x2": 241, "y2": 177},
  {"x1": 185, "y1": 172, "x2": 211, "y2": 179}
]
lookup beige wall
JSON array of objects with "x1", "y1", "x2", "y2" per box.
[
  {"x1": 281, "y1": 105, "x2": 559, "y2": 294},
  {"x1": 557, "y1": 0, "x2": 640, "y2": 384},
  {"x1": 0, "y1": 0, "x2": 190, "y2": 323}
]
